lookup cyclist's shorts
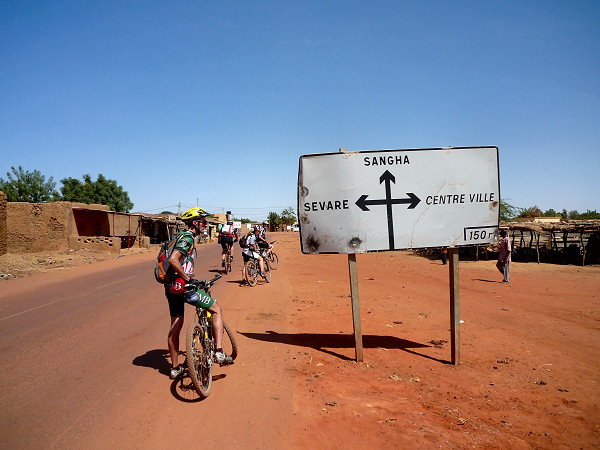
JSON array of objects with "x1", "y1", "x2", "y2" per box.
[
  {"x1": 220, "y1": 235, "x2": 234, "y2": 250},
  {"x1": 165, "y1": 289, "x2": 186, "y2": 318},
  {"x1": 242, "y1": 250, "x2": 259, "y2": 262}
]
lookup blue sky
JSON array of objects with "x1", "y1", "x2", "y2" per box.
[{"x1": 1, "y1": 1, "x2": 598, "y2": 221}]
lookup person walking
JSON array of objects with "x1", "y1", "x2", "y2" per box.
[{"x1": 496, "y1": 229, "x2": 511, "y2": 283}]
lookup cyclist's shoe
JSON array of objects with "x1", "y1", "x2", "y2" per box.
[
  {"x1": 170, "y1": 365, "x2": 185, "y2": 379},
  {"x1": 260, "y1": 271, "x2": 267, "y2": 278},
  {"x1": 215, "y1": 351, "x2": 233, "y2": 365}
]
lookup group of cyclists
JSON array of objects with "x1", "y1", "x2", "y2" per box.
[
  {"x1": 162, "y1": 207, "x2": 274, "y2": 380},
  {"x1": 217, "y1": 212, "x2": 273, "y2": 283}
]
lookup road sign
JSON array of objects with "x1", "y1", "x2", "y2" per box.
[{"x1": 298, "y1": 146, "x2": 500, "y2": 254}]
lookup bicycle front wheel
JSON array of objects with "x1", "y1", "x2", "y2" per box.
[
  {"x1": 264, "y1": 263, "x2": 272, "y2": 283},
  {"x1": 222, "y1": 319, "x2": 238, "y2": 361},
  {"x1": 268, "y1": 252, "x2": 279, "y2": 270},
  {"x1": 186, "y1": 322, "x2": 212, "y2": 398}
]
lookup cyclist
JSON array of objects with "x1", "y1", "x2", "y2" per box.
[
  {"x1": 254, "y1": 225, "x2": 273, "y2": 256},
  {"x1": 218, "y1": 217, "x2": 238, "y2": 268},
  {"x1": 165, "y1": 207, "x2": 233, "y2": 379},
  {"x1": 241, "y1": 227, "x2": 267, "y2": 283}
]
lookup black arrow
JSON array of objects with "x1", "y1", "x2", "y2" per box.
[
  {"x1": 355, "y1": 192, "x2": 421, "y2": 211},
  {"x1": 354, "y1": 170, "x2": 421, "y2": 250}
]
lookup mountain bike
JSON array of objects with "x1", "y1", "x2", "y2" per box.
[
  {"x1": 185, "y1": 274, "x2": 238, "y2": 398},
  {"x1": 244, "y1": 250, "x2": 271, "y2": 286}
]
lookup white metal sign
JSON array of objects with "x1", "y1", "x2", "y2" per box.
[{"x1": 298, "y1": 146, "x2": 500, "y2": 254}]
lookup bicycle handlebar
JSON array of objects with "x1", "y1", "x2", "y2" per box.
[{"x1": 184, "y1": 274, "x2": 222, "y2": 291}]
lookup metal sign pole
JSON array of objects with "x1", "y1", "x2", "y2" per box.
[
  {"x1": 348, "y1": 253, "x2": 364, "y2": 362},
  {"x1": 449, "y1": 247, "x2": 460, "y2": 365}
]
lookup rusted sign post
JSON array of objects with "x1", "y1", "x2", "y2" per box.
[
  {"x1": 347, "y1": 253, "x2": 364, "y2": 362},
  {"x1": 449, "y1": 247, "x2": 460, "y2": 365},
  {"x1": 298, "y1": 146, "x2": 499, "y2": 363}
]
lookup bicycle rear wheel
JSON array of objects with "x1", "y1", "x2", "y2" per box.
[
  {"x1": 224, "y1": 253, "x2": 231, "y2": 274},
  {"x1": 186, "y1": 322, "x2": 212, "y2": 398},
  {"x1": 268, "y1": 252, "x2": 279, "y2": 270},
  {"x1": 222, "y1": 319, "x2": 238, "y2": 361},
  {"x1": 245, "y1": 260, "x2": 258, "y2": 286}
]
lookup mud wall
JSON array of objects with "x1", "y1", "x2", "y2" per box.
[
  {"x1": 5, "y1": 201, "x2": 74, "y2": 252},
  {"x1": 0, "y1": 192, "x2": 7, "y2": 255},
  {"x1": 1, "y1": 199, "x2": 117, "y2": 255}
]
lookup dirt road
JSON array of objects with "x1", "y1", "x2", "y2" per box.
[{"x1": 1, "y1": 232, "x2": 598, "y2": 449}]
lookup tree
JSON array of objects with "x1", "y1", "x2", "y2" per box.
[
  {"x1": 518, "y1": 205, "x2": 544, "y2": 218},
  {"x1": 499, "y1": 199, "x2": 520, "y2": 222},
  {"x1": 279, "y1": 207, "x2": 297, "y2": 227},
  {"x1": 0, "y1": 166, "x2": 59, "y2": 202},
  {"x1": 577, "y1": 210, "x2": 600, "y2": 220},
  {"x1": 267, "y1": 211, "x2": 281, "y2": 230},
  {"x1": 59, "y1": 174, "x2": 133, "y2": 212},
  {"x1": 544, "y1": 208, "x2": 558, "y2": 217}
]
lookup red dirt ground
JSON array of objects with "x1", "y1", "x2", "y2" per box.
[{"x1": 1, "y1": 232, "x2": 598, "y2": 448}]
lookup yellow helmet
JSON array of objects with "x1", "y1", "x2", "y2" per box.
[{"x1": 181, "y1": 207, "x2": 210, "y2": 222}]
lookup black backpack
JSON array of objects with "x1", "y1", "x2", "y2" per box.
[{"x1": 238, "y1": 232, "x2": 251, "y2": 248}]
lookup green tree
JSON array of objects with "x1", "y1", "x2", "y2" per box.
[
  {"x1": 544, "y1": 208, "x2": 558, "y2": 217},
  {"x1": 279, "y1": 207, "x2": 297, "y2": 227},
  {"x1": 567, "y1": 210, "x2": 580, "y2": 219},
  {"x1": 499, "y1": 199, "x2": 520, "y2": 222},
  {"x1": 59, "y1": 174, "x2": 133, "y2": 212},
  {"x1": 267, "y1": 211, "x2": 281, "y2": 230},
  {"x1": 0, "y1": 166, "x2": 59, "y2": 202},
  {"x1": 577, "y1": 210, "x2": 600, "y2": 220}
]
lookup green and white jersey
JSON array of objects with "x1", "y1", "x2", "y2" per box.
[{"x1": 173, "y1": 230, "x2": 196, "y2": 276}]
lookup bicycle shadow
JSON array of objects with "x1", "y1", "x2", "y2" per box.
[
  {"x1": 239, "y1": 330, "x2": 448, "y2": 364},
  {"x1": 132, "y1": 349, "x2": 227, "y2": 402}
]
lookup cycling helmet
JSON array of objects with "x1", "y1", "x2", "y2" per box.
[{"x1": 181, "y1": 207, "x2": 210, "y2": 222}]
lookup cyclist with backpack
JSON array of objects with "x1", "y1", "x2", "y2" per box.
[
  {"x1": 165, "y1": 207, "x2": 233, "y2": 379},
  {"x1": 254, "y1": 225, "x2": 273, "y2": 256},
  {"x1": 218, "y1": 213, "x2": 238, "y2": 268},
  {"x1": 239, "y1": 227, "x2": 267, "y2": 285}
]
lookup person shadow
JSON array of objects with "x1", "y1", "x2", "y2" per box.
[{"x1": 132, "y1": 349, "x2": 173, "y2": 377}]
